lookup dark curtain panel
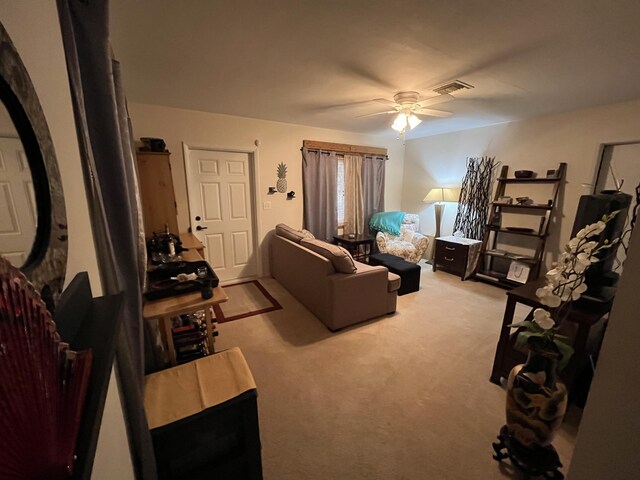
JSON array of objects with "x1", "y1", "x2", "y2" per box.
[
  {"x1": 57, "y1": 1, "x2": 157, "y2": 478},
  {"x1": 362, "y1": 155, "x2": 386, "y2": 233},
  {"x1": 302, "y1": 148, "x2": 338, "y2": 241}
]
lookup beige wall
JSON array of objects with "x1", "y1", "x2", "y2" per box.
[
  {"x1": 128, "y1": 102, "x2": 405, "y2": 273},
  {"x1": 0, "y1": 2, "x2": 134, "y2": 479},
  {"x1": 403, "y1": 99, "x2": 640, "y2": 267}
]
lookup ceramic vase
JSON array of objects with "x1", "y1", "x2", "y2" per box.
[{"x1": 505, "y1": 337, "x2": 568, "y2": 448}]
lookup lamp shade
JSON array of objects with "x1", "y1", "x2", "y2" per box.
[{"x1": 423, "y1": 187, "x2": 461, "y2": 203}]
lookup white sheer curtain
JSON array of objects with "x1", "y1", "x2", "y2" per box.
[{"x1": 344, "y1": 154, "x2": 364, "y2": 235}]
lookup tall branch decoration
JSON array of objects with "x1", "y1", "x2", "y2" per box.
[{"x1": 453, "y1": 156, "x2": 497, "y2": 240}]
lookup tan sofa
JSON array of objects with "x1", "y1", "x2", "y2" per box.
[{"x1": 269, "y1": 225, "x2": 400, "y2": 331}]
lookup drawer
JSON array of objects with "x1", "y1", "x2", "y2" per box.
[{"x1": 435, "y1": 240, "x2": 467, "y2": 273}]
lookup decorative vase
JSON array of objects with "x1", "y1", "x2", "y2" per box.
[{"x1": 505, "y1": 336, "x2": 568, "y2": 448}]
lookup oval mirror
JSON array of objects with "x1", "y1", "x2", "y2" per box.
[
  {"x1": 0, "y1": 101, "x2": 39, "y2": 268},
  {"x1": 0, "y1": 22, "x2": 67, "y2": 308}
]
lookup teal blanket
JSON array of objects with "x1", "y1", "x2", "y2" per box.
[{"x1": 369, "y1": 211, "x2": 406, "y2": 236}]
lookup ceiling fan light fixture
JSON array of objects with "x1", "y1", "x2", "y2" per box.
[
  {"x1": 407, "y1": 114, "x2": 422, "y2": 129},
  {"x1": 391, "y1": 113, "x2": 408, "y2": 132}
]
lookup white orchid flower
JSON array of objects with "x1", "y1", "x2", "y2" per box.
[
  {"x1": 568, "y1": 237, "x2": 580, "y2": 252},
  {"x1": 537, "y1": 286, "x2": 562, "y2": 307},
  {"x1": 533, "y1": 308, "x2": 556, "y2": 330},
  {"x1": 571, "y1": 282, "x2": 588, "y2": 300},
  {"x1": 579, "y1": 241, "x2": 598, "y2": 254}
]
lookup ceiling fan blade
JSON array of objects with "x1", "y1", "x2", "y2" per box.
[
  {"x1": 372, "y1": 98, "x2": 399, "y2": 108},
  {"x1": 416, "y1": 93, "x2": 454, "y2": 108},
  {"x1": 356, "y1": 110, "x2": 397, "y2": 118},
  {"x1": 415, "y1": 108, "x2": 452, "y2": 118}
]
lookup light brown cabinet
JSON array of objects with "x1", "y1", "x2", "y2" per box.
[{"x1": 136, "y1": 151, "x2": 179, "y2": 238}]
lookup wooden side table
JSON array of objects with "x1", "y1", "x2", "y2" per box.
[
  {"x1": 143, "y1": 285, "x2": 228, "y2": 367},
  {"x1": 433, "y1": 236, "x2": 482, "y2": 280},
  {"x1": 490, "y1": 279, "x2": 612, "y2": 400},
  {"x1": 333, "y1": 234, "x2": 375, "y2": 262},
  {"x1": 144, "y1": 250, "x2": 227, "y2": 366}
]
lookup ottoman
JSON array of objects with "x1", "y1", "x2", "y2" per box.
[
  {"x1": 145, "y1": 348, "x2": 263, "y2": 479},
  {"x1": 369, "y1": 253, "x2": 421, "y2": 295}
]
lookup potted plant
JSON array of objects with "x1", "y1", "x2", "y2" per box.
[{"x1": 505, "y1": 211, "x2": 620, "y2": 448}]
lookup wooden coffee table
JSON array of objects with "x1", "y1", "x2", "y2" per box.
[{"x1": 333, "y1": 234, "x2": 375, "y2": 262}]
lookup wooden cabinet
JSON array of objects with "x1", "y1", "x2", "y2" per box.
[
  {"x1": 433, "y1": 236, "x2": 482, "y2": 280},
  {"x1": 475, "y1": 163, "x2": 566, "y2": 288},
  {"x1": 136, "y1": 151, "x2": 178, "y2": 238}
]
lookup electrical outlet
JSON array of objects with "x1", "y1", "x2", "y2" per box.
[{"x1": 263, "y1": 201, "x2": 272, "y2": 210}]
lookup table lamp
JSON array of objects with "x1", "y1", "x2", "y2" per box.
[{"x1": 423, "y1": 187, "x2": 460, "y2": 238}]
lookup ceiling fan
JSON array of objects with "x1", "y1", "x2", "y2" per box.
[{"x1": 358, "y1": 91, "x2": 454, "y2": 134}]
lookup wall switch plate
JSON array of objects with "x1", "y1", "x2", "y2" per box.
[{"x1": 263, "y1": 201, "x2": 272, "y2": 210}]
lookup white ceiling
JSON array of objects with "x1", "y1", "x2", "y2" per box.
[{"x1": 110, "y1": 0, "x2": 640, "y2": 139}]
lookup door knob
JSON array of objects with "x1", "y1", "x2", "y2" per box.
[{"x1": 196, "y1": 225, "x2": 208, "y2": 231}]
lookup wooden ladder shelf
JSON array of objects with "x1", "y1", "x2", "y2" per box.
[{"x1": 474, "y1": 163, "x2": 566, "y2": 288}]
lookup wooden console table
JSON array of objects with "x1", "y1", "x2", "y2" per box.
[
  {"x1": 490, "y1": 279, "x2": 612, "y2": 400},
  {"x1": 143, "y1": 249, "x2": 227, "y2": 366}
]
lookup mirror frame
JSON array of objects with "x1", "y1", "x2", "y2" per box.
[{"x1": 0, "y1": 22, "x2": 67, "y2": 306}]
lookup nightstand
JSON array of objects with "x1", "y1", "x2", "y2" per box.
[{"x1": 433, "y1": 236, "x2": 482, "y2": 280}]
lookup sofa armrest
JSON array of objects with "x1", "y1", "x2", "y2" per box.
[
  {"x1": 410, "y1": 232, "x2": 429, "y2": 257},
  {"x1": 376, "y1": 231, "x2": 387, "y2": 252},
  {"x1": 325, "y1": 264, "x2": 393, "y2": 330}
]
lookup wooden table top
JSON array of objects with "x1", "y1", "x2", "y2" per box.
[
  {"x1": 143, "y1": 285, "x2": 227, "y2": 320},
  {"x1": 179, "y1": 232, "x2": 205, "y2": 251},
  {"x1": 507, "y1": 278, "x2": 612, "y2": 323}
]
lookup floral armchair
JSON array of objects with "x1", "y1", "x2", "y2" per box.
[{"x1": 375, "y1": 213, "x2": 430, "y2": 263}]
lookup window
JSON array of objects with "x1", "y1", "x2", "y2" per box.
[{"x1": 336, "y1": 157, "x2": 345, "y2": 226}]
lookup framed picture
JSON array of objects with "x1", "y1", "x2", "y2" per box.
[{"x1": 507, "y1": 261, "x2": 530, "y2": 284}]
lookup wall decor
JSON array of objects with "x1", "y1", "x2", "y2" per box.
[
  {"x1": 276, "y1": 162, "x2": 288, "y2": 193},
  {"x1": 0, "y1": 21, "x2": 67, "y2": 311},
  {"x1": 453, "y1": 156, "x2": 497, "y2": 240}
]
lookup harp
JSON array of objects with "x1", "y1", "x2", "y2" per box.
[{"x1": 0, "y1": 256, "x2": 92, "y2": 479}]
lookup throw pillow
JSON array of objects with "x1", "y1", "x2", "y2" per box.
[
  {"x1": 299, "y1": 229, "x2": 315, "y2": 239},
  {"x1": 275, "y1": 224, "x2": 306, "y2": 243},
  {"x1": 300, "y1": 239, "x2": 357, "y2": 273}
]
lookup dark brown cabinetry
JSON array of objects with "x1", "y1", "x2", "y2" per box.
[{"x1": 433, "y1": 236, "x2": 482, "y2": 280}]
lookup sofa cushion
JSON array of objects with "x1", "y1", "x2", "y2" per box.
[
  {"x1": 300, "y1": 238, "x2": 356, "y2": 273},
  {"x1": 275, "y1": 224, "x2": 306, "y2": 243},
  {"x1": 299, "y1": 229, "x2": 315, "y2": 240}
]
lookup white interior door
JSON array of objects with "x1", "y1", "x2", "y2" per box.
[
  {"x1": 0, "y1": 137, "x2": 36, "y2": 266},
  {"x1": 185, "y1": 147, "x2": 257, "y2": 282}
]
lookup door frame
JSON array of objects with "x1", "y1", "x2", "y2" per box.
[{"x1": 182, "y1": 142, "x2": 263, "y2": 280}]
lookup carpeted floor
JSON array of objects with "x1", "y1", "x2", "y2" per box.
[{"x1": 216, "y1": 265, "x2": 580, "y2": 480}]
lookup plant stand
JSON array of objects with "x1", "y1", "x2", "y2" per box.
[{"x1": 492, "y1": 425, "x2": 564, "y2": 479}]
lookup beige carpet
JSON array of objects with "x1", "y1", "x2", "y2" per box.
[{"x1": 216, "y1": 266, "x2": 580, "y2": 480}]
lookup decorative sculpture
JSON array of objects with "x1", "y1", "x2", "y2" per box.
[
  {"x1": 0, "y1": 256, "x2": 92, "y2": 479},
  {"x1": 453, "y1": 156, "x2": 497, "y2": 240}
]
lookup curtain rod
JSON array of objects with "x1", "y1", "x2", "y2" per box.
[{"x1": 301, "y1": 147, "x2": 389, "y2": 159}]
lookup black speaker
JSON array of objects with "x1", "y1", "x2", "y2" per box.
[{"x1": 571, "y1": 191, "x2": 631, "y2": 299}]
